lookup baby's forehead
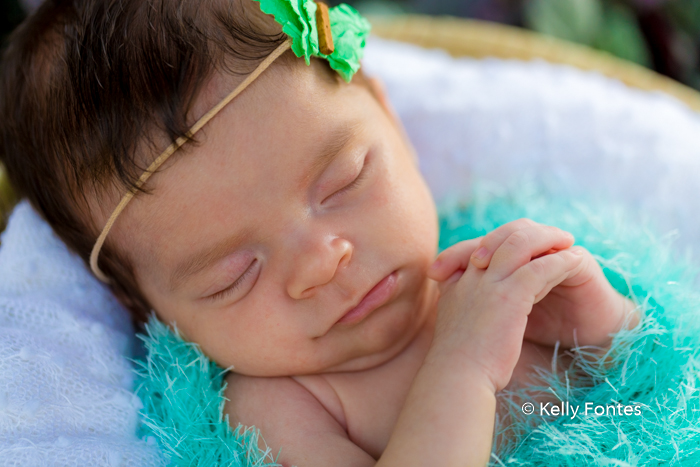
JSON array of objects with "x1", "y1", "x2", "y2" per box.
[
  {"x1": 192, "y1": 55, "x2": 340, "y2": 119},
  {"x1": 114, "y1": 65, "x2": 374, "y2": 275},
  {"x1": 97, "y1": 58, "x2": 333, "y2": 215}
]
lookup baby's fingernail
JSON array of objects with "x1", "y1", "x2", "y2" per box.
[
  {"x1": 472, "y1": 247, "x2": 488, "y2": 260},
  {"x1": 430, "y1": 259, "x2": 441, "y2": 270},
  {"x1": 572, "y1": 248, "x2": 584, "y2": 255}
]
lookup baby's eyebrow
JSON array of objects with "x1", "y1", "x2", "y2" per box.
[{"x1": 168, "y1": 120, "x2": 363, "y2": 292}]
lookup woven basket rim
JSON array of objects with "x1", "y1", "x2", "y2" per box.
[{"x1": 369, "y1": 14, "x2": 700, "y2": 113}]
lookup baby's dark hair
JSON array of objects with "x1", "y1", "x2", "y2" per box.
[{"x1": 0, "y1": 0, "x2": 372, "y2": 322}]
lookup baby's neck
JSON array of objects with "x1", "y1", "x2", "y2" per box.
[
  {"x1": 373, "y1": 279, "x2": 439, "y2": 372},
  {"x1": 289, "y1": 288, "x2": 440, "y2": 449}
]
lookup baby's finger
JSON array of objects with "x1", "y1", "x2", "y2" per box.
[
  {"x1": 428, "y1": 237, "x2": 483, "y2": 282},
  {"x1": 507, "y1": 248, "x2": 585, "y2": 303},
  {"x1": 471, "y1": 219, "x2": 574, "y2": 269},
  {"x1": 469, "y1": 218, "x2": 538, "y2": 268},
  {"x1": 436, "y1": 269, "x2": 465, "y2": 296},
  {"x1": 533, "y1": 248, "x2": 559, "y2": 259},
  {"x1": 485, "y1": 225, "x2": 576, "y2": 282}
]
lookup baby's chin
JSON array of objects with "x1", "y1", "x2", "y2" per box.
[
  {"x1": 224, "y1": 268, "x2": 438, "y2": 377},
  {"x1": 313, "y1": 281, "x2": 438, "y2": 374}
]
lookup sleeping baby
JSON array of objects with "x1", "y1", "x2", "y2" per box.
[{"x1": 0, "y1": 0, "x2": 639, "y2": 465}]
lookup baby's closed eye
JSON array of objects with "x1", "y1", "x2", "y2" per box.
[
  {"x1": 197, "y1": 148, "x2": 377, "y2": 306},
  {"x1": 322, "y1": 152, "x2": 370, "y2": 204},
  {"x1": 205, "y1": 258, "x2": 260, "y2": 303}
]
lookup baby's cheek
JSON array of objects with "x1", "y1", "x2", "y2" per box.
[
  {"x1": 212, "y1": 309, "x2": 312, "y2": 376},
  {"x1": 399, "y1": 201, "x2": 439, "y2": 264}
]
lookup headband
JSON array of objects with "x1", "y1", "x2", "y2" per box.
[{"x1": 89, "y1": 1, "x2": 371, "y2": 283}]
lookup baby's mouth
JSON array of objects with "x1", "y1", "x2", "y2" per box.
[{"x1": 335, "y1": 270, "x2": 399, "y2": 326}]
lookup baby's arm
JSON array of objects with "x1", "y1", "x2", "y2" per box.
[
  {"x1": 223, "y1": 224, "x2": 583, "y2": 466},
  {"x1": 224, "y1": 354, "x2": 499, "y2": 467}
]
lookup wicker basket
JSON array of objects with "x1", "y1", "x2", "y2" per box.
[
  {"x1": 2, "y1": 15, "x2": 699, "y2": 227},
  {"x1": 370, "y1": 15, "x2": 700, "y2": 112}
]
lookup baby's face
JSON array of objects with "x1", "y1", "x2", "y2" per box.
[{"x1": 107, "y1": 58, "x2": 439, "y2": 376}]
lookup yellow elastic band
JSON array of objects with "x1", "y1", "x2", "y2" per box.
[{"x1": 90, "y1": 39, "x2": 292, "y2": 283}]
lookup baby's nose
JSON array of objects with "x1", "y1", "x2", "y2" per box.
[{"x1": 286, "y1": 236, "x2": 353, "y2": 300}]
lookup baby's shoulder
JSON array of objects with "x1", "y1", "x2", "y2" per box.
[
  {"x1": 224, "y1": 373, "x2": 306, "y2": 426},
  {"x1": 225, "y1": 372, "x2": 347, "y2": 431},
  {"x1": 223, "y1": 373, "x2": 373, "y2": 466}
]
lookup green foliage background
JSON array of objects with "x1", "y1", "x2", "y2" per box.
[
  {"x1": 338, "y1": 0, "x2": 700, "y2": 91},
  {"x1": 2, "y1": 0, "x2": 700, "y2": 90}
]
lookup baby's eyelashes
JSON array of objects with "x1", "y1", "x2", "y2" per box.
[{"x1": 202, "y1": 259, "x2": 260, "y2": 304}]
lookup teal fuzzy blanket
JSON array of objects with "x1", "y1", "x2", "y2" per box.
[{"x1": 134, "y1": 181, "x2": 700, "y2": 466}]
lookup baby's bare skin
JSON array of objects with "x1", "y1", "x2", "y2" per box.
[
  {"x1": 225, "y1": 303, "x2": 603, "y2": 463},
  {"x1": 224, "y1": 221, "x2": 639, "y2": 465},
  {"x1": 87, "y1": 37, "x2": 639, "y2": 464}
]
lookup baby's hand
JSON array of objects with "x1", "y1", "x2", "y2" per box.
[
  {"x1": 467, "y1": 219, "x2": 639, "y2": 348},
  {"x1": 426, "y1": 225, "x2": 586, "y2": 392}
]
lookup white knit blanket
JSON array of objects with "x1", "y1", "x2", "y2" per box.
[
  {"x1": 0, "y1": 202, "x2": 164, "y2": 466},
  {"x1": 2, "y1": 37, "x2": 700, "y2": 465}
]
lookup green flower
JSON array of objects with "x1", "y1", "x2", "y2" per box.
[{"x1": 254, "y1": 0, "x2": 371, "y2": 82}]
